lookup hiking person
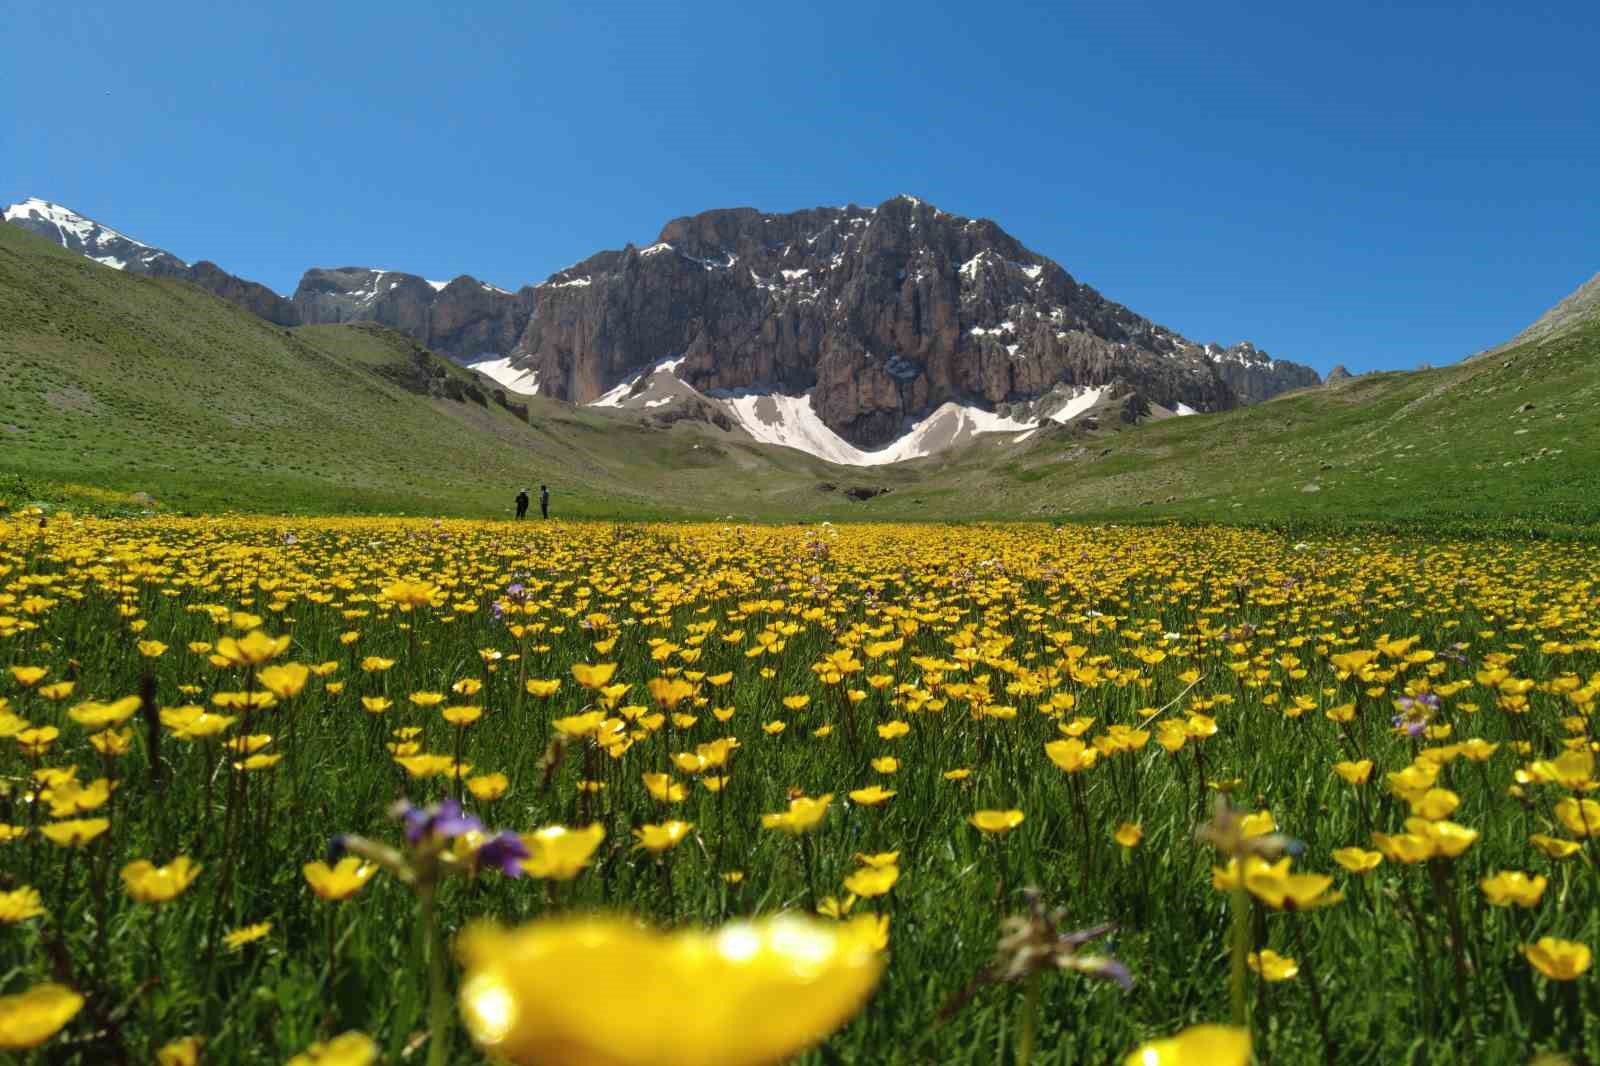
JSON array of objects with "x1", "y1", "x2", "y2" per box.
[
  {"x1": 540, "y1": 484, "x2": 550, "y2": 519},
  {"x1": 515, "y1": 488, "x2": 529, "y2": 520}
]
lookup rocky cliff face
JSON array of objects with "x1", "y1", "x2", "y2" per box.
[
  {"x1": 509, "y1": 196, "x2": 1320, "y2": 445},
  {"x1": 291, "y1": 268, "x2": 536, "y2": 362},
  {"x1": 1207, "y1": 341, "x2": 1322, "y2": 403}
]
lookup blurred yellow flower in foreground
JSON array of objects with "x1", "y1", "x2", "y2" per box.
[
  {"x1": 1124, "y1": 1024, "x2": 1250, "y2": 1066},
  {"x1": 458, "y1": 914, "x2": 885, "y2": 1066},
  {"x1": 0, "y1": 982, "x2": 84, "y2": 1051}
]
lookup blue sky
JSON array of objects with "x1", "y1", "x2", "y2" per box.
[{"x1": 7, "y1": 0, "x2": 1596, "y2": 374}]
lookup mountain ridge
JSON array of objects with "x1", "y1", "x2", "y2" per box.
[{"x1": 6, "y1": 193, "x2": 1322, "y2": 456}]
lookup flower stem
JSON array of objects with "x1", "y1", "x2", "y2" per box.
[
  {"x1": 1229, "y1": 884, "x2": 1250, "y2": 1029},
  {"x1": 419, "y1": 884, "x2": 450, "y2": 1066},
  {"x1": 1015, "y1": 970, "x2": 1041, "y2": 1065}
]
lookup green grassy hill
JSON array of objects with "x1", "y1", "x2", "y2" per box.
[
  {"x1": 876, "y1": 318, "x2": 1600, "y2": 529},
  {"x1": 3, "y1": 218, "x2": 1596, "y2": 528}
]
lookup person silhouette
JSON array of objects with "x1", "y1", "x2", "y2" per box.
[
  {"x1": 515, "y1": 488, "x2": 529, "y2": 520},
  {"x1": 540, "y1": 484, "x2": 550, "y2": 519}
]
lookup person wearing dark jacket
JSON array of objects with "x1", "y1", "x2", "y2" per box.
[
  {"x1": 539, "y1": 484, "x2": 550, "y2": 519},
  {"x1": 515, "y1": 488, "x2": 529, "y2": 520}
]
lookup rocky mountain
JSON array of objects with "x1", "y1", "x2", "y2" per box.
[
  {"x1": 1324, "y1": 364, "x2": 1353, "y2": 385},
  {"x1": 506, "y1": 196, "x2": 1320, "y2": 446},
  {"x1": 3, "y1": 199, "x2": 301, "y2": 326},
  {"x1": 7, "y1": 193, "x2": 1323, "y2": 461},
  {"x1": 290, "y1": 268, "x2": 536, "y2": 362}
]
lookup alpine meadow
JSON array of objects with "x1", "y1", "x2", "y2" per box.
[{"x1": 6, "y1": 4, "x2": 1600, "y2": 1063}]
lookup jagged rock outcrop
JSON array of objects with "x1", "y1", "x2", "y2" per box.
[
  {"x1": 1324, "y1": 364, "x2": 1353, "y2": 385},
  {"x1": 290, "y1": 268, "x2": 535, "y2": 362},
  {"x1": 508, "y1": 196, "x2": 1320, "y2": 446},
  {"x1": 1207, "y1": 341, "x2": 1322, "y2": 403}
]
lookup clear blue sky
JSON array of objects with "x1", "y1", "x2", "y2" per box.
[{"x1": 7, "y1": 0, "x2": 1596, "y2": 374}]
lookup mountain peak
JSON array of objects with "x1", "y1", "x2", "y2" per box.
[{"x1": 4, "y1": 196, "x2": 186, "y2": 273}]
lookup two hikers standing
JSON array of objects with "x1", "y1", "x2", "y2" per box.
[{"x1": 515, "y1": 485, "x2": 549, "y2": 519}]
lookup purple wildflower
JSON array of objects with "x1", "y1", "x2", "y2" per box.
[{"x1": 474, "y1": 831, "x2": 530, "y2": 878}]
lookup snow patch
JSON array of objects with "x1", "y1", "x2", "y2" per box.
[
  {"x1": 1048, "y1": 387, "x2": 1104, "y2": 424},
  {"x1": 1174, "y1": 402, "x2": 1198, "y2": 416},
  {"x1": 464, "y1": 356, "x2": 540, "y2": 395},
  {"x1": 639, "y1": 243, "x2": 673, "y2": 257},
  {"x1": 717, "y1": 391, "x2": 1034, "y2": 467},
  {"x1": 427, "y1": 280, "x2": 450, "y2": 292}
]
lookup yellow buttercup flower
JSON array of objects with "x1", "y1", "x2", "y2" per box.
[
  {"x1": 303, "y1": 857, "x2": 378, "y2": 901},
  {"x1": 848, "y1": 785, "x2": 896, "y2": 806},
  {"x1": 970, "y1": 809, "x2": 1024, "y2": 834},
  {"x1": 522, "y1": 824, "x2": 606, "y2": 880},
  {"x1": 1045, "y1": 737, "x2": 1099, "y2": 773},
  {"x1": 571, "y1": 662, "x2": 619, "y2": 689},
  {"x1": 257, "y1": 662, "x2": 310, "y2": 699},
  {"x1": 381, "y1": 579, "x2": 439, "y2": 610},
  {"x1": 1124, "y1": 1024, "x2": 1250, "y2": 1066},
  {"x1": 443, "y1": 705, "x2": 484, "y2": 727},
  {"x1": 1530, "y1": 833, "x2": 1583, "y2": 859},
  {"x1": 642, "y1": 772, "x2": 688, "y2": 803},
  {"x1": 224, "y1": 921, "x2": 273, "y2": 951},
  {"x1": 1524, "y1": 937, "x2": 1592, "y2": 981},
  {"x1": 286, "y1": 1030, "x2": 379, "y2": 1066},
  {"x1": 1331, "y1": 847, "x2": 1383, "y2": 874},
  {"x1": 1114, "y1": 822, "x2": 1143, "y2": 848},
  {"x1": 40, "y1": 818, "x2": 110, "y2": 848},
  {"x1": 213, "y1": 630, "x2": 289, "y2": 667},
  {"x1": 157, "y1": 1035, "x2": 205, "y2": 1066},
  {"x1": 1481, "y1": 871, "x2": 1547, "y2": 908},
  {"x1": 9, "y1": 666, "x2": 48, "y2": 688},
  {"x1": 761, "y1": 794, "x2": 833, "y2": 834},
  {"x1": 457, "y1": 914, "x2": 884, "y2": 1066},
  {"x1": 1247, "y1": 949, "x2": 1299, "y2": 981},
  {"x1": 843, "y1": 864, "x2": 899, "y2": 898},
  {"x1": 0, "y1": 982, "x2": 85, "y2": 1051},
  {"x1": 121, "y1": 856, "x2": 202, "y2": 903},
  {"x1": 0, "y1": 886, "x2": 46, "y2": 923},
  {"x1": 632, "y1": 821, "x2": 693, "y2": 853},
  {"x1": 1554, "y1": 797, "x2": 1600, "y2": 838},
  {"x1": 468, "y1": 772, "x2": 510, "y2": 801}
]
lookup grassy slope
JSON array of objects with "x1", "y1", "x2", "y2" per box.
[
  {"x1": 3, "y1": 218, "x2": 1597, "y2": 527},
  {"x1": 853, "y1": 319, "x2": 1600, "y2": 529}
]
